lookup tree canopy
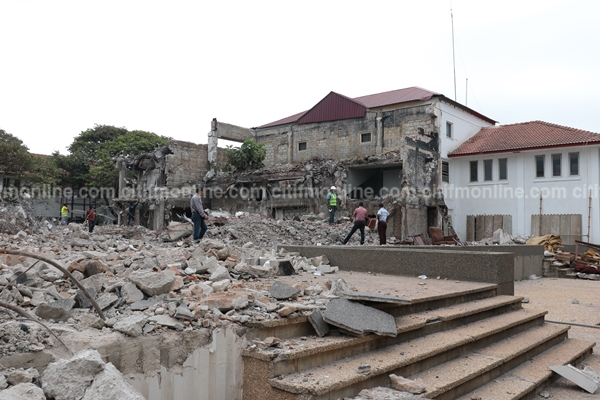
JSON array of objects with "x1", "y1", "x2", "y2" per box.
[
  {"x1": 224, "y1": 138, "x2": 266, "y2": 170},
  {"x1": 59, "y1": 124, "x2": 171, "y2": 191}
]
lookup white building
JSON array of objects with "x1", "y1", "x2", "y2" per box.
[{"x1": 446, "y1": 121, "x2": 600, "y2": 243}]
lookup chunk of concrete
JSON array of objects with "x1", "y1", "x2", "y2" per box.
[
  {"x1": 130, "y1": 299, "x2": 158, "y2": 311},
  {"x1": 323, "y1": 298, "x2": 397, "y2": 337},
  {"x1": 113, "y1": 314, "x2": 148, "y2": 337},
  {"x1": 269, "y1": 281, "x2": 300, "y2": 300},
  {"x1": 277, "y1": 260, "x2": 295, "y2": 276},
  {"x1": 389, "y1": 374, "x2": 426, "y2": 394},
  {"x1": 337, "y1": 290, "x2": 411, "y2": 305},
  {"x1": 209, "y1": 266, "x2": 231, "y2": 282},
  {"x1": 80, "y1": 273, "x2": 107, "y2": 294},
  {"x1": 96, "y1": 293, "x2": 119, "y2": 310},
  {"x1": 129, "y1": 269, "x2": 176, "y2": 296},
  {"x1": 121, "y1": 282, "x2": 144, "y2": 304},
  {"x1": 82, "y1": 362, "x2": 145, "y2": 400},
  {"x1": 42, "y1": 349, "x2": 105, "y2": 400},
  {"x1": 74, "y1": 287, "x2": 96, "y2": 309},
  {"x1": 174, "y1": 303, "x2": 194, "y2": 321},
  {"x1": 2, "y1": 382, "x2": 45, "y2": 400},
  {"x1": 200, "y1": 291, "x2": 249, "y2": 312},
  {"x1": 35, "y1": 298, "x2": 75, "y2": 321},
  {"x1": 308, "y1": 308, "x2": 330, "y2": 337},
  {"x1": 147, "y1": 315, "x2": 184, "y2": 329},
  {"x1": 212, "y1": 279, "x2": 231, "y2": 292},
  {"x1": 549, "y1": 364, "x2": 598, "y2": 394}
]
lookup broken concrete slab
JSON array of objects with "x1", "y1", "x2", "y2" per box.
[
  {"x1": 389, "y1": 374, "x2": 426, "y2": 394},
  {"x1": 34, "y1": 298, "x2": 75, "y2": 321},
  {"x1": 209, "y1": 265, "x2": 231, "y2": 282},
  {"x1": 549, "y1": 364, "x2": 598, "y2": 394},
  {"x1": 323, "y1": 298, "x2": 397, "y2": 337},
  {"x1": 130, "y1": 299, "x2": 158, "y2": 311},
  {"x1": 42, "y1": 349, "x2": 105, "y2": 400},
  {"x1": 120, "y1": 282, "x2": 144, "y2": 304},
  {"x1": 174, "y1": 303, "x2": 194, "y2": 321},
  {"x1": 96, "y1": 292, "x2": 119, "y2": 310},
  {"x1": 308, "y1": 308, "x2": 330, "y2": 337},
  {"x1": 74, "y1": 287, "x2": 96, "y2": 309},
  {"x1": 147, "y1": 315, "x2": 184, "y2": 329},
  {"x1": 277, "y1": 260, "x2": 295, "y2": 276},
  {"x1": 200, "y1": 291, "x2": 249, "y2": 312},
  {"x1": 129, "y1": 269, "x2": 176, "y2": 296},
  {"x1": 2, "y1": 382, "x2": 45, "y2": 399},
  {"x1": 113, "y1": 314, "x2": 148, "y2": 338},
  {"x1": 81, "y1": 362, "x2": 146, "y2": 400},
  {"x1": 269, "y1": 281, "x2": 300, "y2": 300},
  {"x1": 337, "y1": 290, "x2": 411, "y2": 304}
]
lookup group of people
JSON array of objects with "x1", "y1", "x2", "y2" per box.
[
  {"x1": 328, "y1": 186, "x2": 390, "y2": 246},
  {"x1": 60, "y1": 204, "x2": 96, "y2": 233}
]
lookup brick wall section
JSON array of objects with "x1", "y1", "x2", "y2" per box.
[
  {"x1": 165, "y1": 140, "x2": 227, "y2": 188},
  {"x1": 254, "y1": 103, "x2": 437, "y2": 165}
]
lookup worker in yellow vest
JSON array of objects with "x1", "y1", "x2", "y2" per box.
[
  {"x1": 327, "y1": 186, "x2": 338, "y2": 224},
  {"x1": 60, "y1": 204, "x2": 69, "y2": 226}
]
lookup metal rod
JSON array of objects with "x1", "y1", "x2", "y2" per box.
[
  {"x1": 539, "y1": 193, "x2": 543, "y2": 235},
  {"x1": 588, "y1": 189, "x2": 592, "y2": 241},
  {"x1": 451, "y1": 9, "x2": 457, "y2": 101},
  {"x1": 546, "y1": 319, "x2": 600, "y2": 330}
]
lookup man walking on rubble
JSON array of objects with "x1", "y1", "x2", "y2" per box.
[
  {"x1": 376, "y1": 203, "x2": 389, "y2": 245},
  {"x1": 190, "y1": 187, "x2": 209, "y2": 241},
  {"x1": 342, "y1": 202, "x2": 368, "y2": 245},
  {"x1": 327, "y1": 186, "x2": 338, "y2": 224},
  {"x1": 60, "y1": 204, "x2": 69, "y2": 226},
  {"x1": 86, "y1": 205, "x2": 96, "y2": 233},
  {"x1": 127, "y1": 200, "x2": 139, "y2": 226}
]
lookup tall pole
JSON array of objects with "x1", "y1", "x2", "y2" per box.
[
  {"x1": 451, "y1": 9, "x2": 457, "y2": 101},
  {"x1": 465, "y1": 78, "x2": 468, "y2": 106}
]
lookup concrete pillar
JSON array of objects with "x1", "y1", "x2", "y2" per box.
[
  {"x1": 287, "y1": 131, "x2": 293, "y2": 164},
  {"x1": 116, "y1": 157, "x2": 127, "y2": 198},
  {"x1": 376, "y1": 112, "x2": 383, "y2": 154},
  {"x1": 208, "y1": 118, "x2": 218, "y2": 165}
]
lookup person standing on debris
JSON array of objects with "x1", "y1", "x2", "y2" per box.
[
  {"x1": 127, "y1": 201, "x2": 139, "y2": 226},
  {"x1": 60, "y1": 204, "x2": 69, "y2": 226},
  {"x1": 327, "y1": 186, "x2": 338, "y2": 224},
  {"x1": 342, "y1": 202, "x2": 368, "y2": 245},
  {"x1": 86, "y1": 205, "x2": 96, "y2": 233},
  {"x1": 190, "y1": 187, "x2": 209, "y2": 241},
  {"x1": 376, "y1": 203, "x2": 389, "y2": 245}
]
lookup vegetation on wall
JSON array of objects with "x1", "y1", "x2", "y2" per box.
[{"x1": 224, "y1": 138, "x2": 266, "y2": 170}]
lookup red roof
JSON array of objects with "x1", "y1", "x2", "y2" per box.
[
  {"x1": 449, "y1": 121, "x2": 600, "y2": 157},
  {"x1": 257, "y1": 87, "x2": 443, "y2": 129}
]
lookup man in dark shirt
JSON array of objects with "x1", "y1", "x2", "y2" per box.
[
  {"x1": 342, "y1": 202, "x2": 368, "y2": 245},
  {"x1": 190, "y1": 187, "x2": 209, "y2": 241}
]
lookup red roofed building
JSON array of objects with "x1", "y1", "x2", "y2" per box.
[{"x1": 446, "y1": 121, "x2": 600, "y2": 243}]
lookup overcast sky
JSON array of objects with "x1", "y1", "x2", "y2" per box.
[{"x1": 1, "y1": 0, "x2": 598, "y2": 155}]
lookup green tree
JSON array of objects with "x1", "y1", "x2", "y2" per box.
[
  {"x1": 0, "y1": 129, "x2": 32, "y2": 180},
  {"x1": 61, "y1": 124, "x2": 171, "y2": 192},
  {"x1": 224, "y1": 138, "x2": 266, "y2": 170}
]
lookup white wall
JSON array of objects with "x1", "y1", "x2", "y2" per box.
[
  {"x1": 447, "y1": 145, "x2": 600, "y2": 242},
  {"x1": 438, "y1": 101, "x2": 495, "y2": 159}
]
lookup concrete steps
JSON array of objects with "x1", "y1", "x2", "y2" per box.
[{"x1": 242, "y1": 287, "x2": 594, "y2": 400}]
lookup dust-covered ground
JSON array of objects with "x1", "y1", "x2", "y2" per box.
[{"x1": 516, "y1": 278, "x2": 600, "y2": 399}]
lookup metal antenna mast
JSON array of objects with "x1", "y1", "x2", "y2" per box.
[{"x1": 451, "y1": 8, "x2": 457, "y2": 101}]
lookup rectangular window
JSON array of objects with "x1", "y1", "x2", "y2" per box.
[
  {"x1": 442, "y1": 161, "x2": 449, "y2": 183},
  {"x1": 552, "y1": 154, "x2": 561, "y2": 177},
  {"x1": 499, "y1": 158, "x2": 507, "y2": 180},
  {"x1": 535, "y1": 155, "x2": 545, "y2": 178},
  {"x1": 360, "y1": 132, "x2": 372, "y2": 143},
  {"x1": 446, "y1": 122, "x2": 452, "y2": 138},
  {"x1": 569, "y1": 152, "x2": 579, "y2": 176},
  {"x1": 484, "y1": 159, "x2": 493, "y2": 181},
  {"x1": 298, "y1": 142, "x2": 307, "y2": 151},
  {"x1": 470, "y1": 160, "x2": 478, "y2": 182}
]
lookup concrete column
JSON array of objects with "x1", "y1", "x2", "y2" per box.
[
  {"x1": 287, "y1": 131, "x2": 293, "y2": 164},
  {"x1": 207, "y1": 118, "x2": 218, "y2": 165},
  {"x1": 116, "y1": 157, "x2": 127, "y2": 198},
  {"x1": 376, "y1": 112, "x2": 383, "y2": 154}
]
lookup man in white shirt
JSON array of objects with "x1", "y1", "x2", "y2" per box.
[{"x1": 377, "y1": 203, "x2": 389, "y2": 245}]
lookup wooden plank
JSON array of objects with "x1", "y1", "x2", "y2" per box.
[
  {"x1": 531, "y1": 215, "x2": 539, "y2": 237},
  {"x1": 475, "y1": 215, "x2": 485, "y2": 241},
  {"x1": 571, "y1": 214, "x2": 582, "y2": 243},
  {"x1": 466, "y1": 215, "x2": 475, "y2": 242},
  {"x1": 541, "y1": 215, "x2": 551, "y2": 236},
  {"x1": 493, "y1": 214, "x2": 503, "y2": 232},
  {"x1": 560, "y1": 214, "x2": 571, "y2": 245},
  {"x1": 484, "y1": 215, "x2": 494, "y2": 239},
  {"x1": 502, "y1": 215, "x2": 512, "y2": 235},
  {"x1": 550, "y1": 215, "x2": 561, "y2": 236}
]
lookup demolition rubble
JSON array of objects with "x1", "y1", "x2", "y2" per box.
[{"x1": 0, "y1": 209, "x2": 422, "y2": 399}]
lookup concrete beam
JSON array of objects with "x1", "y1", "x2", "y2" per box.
[{"x1": 215, "y1": 121, "x2": 253, "y2": 142}]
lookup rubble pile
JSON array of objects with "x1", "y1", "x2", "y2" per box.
[
  {"x1": 466, "y1": 228, "x2": 529, "y2": 246},
  {"x1": 0, "y1": 211, "x2": 396, "y2": 398},
  {"x1": 0, "y1": 203, "x2": 37, "y2": 236}
]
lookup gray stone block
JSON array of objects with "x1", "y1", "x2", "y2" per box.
[
  {"x1": 323, "y1": 298, "x2": 397, "y2": 337},
  {"x1": 269, "y1": 281, "x2": 300, "y2": 300},
  {"x1": 308, "y1": 309, "x2": 329, "y2": 337},
  {"x1": 35, "y1": 298, "x2": 76, "y2": 321},
  {"x1": 75, "y1": 287, "x2": 97, "y2": 309}
]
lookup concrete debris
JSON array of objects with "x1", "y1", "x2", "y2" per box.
[
  {"x1": 346, "y1": 386, "x2": 428, "y2": 399},
  {"x1": 389, "y1": 374, "x2": 427, "y2": 394},
  {"x1": 308, "y1": 308, "x2": 330, "y2": 337},
  {"x1": 337, "y1": 290, "x2": 411, "y2": 305},
  {"x1": 549, "y1": 363, "x2": 599, "y2": 394},
  {"x1": 323, "y1": 298, "x2": 397, "y2": 337},
  {"x1": 1, "y1": 382, "x2": 46, "y2": 400},
  {"x1": 269, "y1": 281, "x2": 301, "y2": 300},
  {"x1": 467, "y1": 228, "x2": 530, "y2": 246}
]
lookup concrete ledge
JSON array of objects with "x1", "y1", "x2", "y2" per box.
[
  {"x1": 279, "y1": 246, "x2": 514, "y2": 296},
  {"x1": 410, "y1": 245, "x2": 544, "y2": 281}
]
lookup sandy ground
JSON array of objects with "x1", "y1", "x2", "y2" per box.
[{"x1": 515, "y1": 278, "x2": 600, "y2": 399}]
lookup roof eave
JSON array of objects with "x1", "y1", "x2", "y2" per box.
[{"x1": 448, "y1": 142, "x2": 600, "y2": 158}]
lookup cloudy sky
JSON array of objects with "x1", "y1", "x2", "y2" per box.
[{"x1": 1, "y1": 0, "x2": 598, "y2": 155}]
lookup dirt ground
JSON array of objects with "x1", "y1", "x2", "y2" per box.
[{"x1": 515, "y1": 278, "x2": 600, "y2": 399}]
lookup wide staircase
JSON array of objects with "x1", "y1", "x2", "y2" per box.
[{"x1": 242, "y1": 283, "x2": 594, "y2": 400}]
